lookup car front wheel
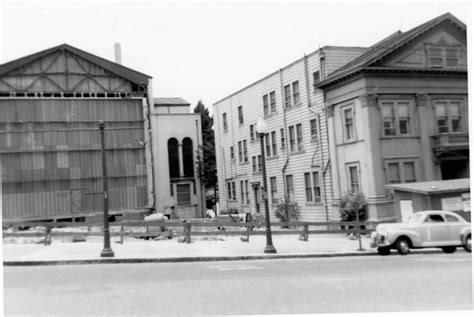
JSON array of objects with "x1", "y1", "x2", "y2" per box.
[
  {"x1": 377, "y1": 247, "x2": 390, "y2": 256},
  {"x1": 441, "y1": 246, "x2": 457, "y2": 254},
  {"x1": 396, "y1": 237, "x2": 410, "y2": 255},
  {"x1": 464, "y1": 234, "x2": 471, "y2": 253}
]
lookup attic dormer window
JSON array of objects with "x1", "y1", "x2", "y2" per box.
[{"x1": 426, "y1": 44, "x2": 460, "y2": 68}]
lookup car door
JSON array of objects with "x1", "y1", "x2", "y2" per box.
[
  {"x1": 420, "y1": 214, "x2": 451, "y2": 247},
  {"x1": 444, "y1": 214, "x2": 465, "y2": 245}
]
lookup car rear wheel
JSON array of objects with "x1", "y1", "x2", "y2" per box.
[
  {"x1": 464, "y1": 234, "x2": 471, "y2": 253},
  {"x1": 441, "y1": 246, "x2": 457, "y2": 254},
  {"x1": 396, "y1": 237, "x2": 410, "y2": 255},
  {"x1": 377, "y1": 247, "x2": 390, "y2": 256}
]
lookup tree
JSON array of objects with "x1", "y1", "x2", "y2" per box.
[
  {"x1": 339, "y1": 192, "x2": 367, "y2": 230},
  {"x1": 194, "y1": 101, "x2": 217, "y2": 207}
]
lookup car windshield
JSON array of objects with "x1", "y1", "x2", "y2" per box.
[{"x1": 407, "y1": 213, "x2": 423, "y2": 224}]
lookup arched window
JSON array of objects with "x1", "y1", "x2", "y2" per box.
[
  {"x1": 168, "y1": 138, "x2": 179, "y2": 178},
  {"x1": 182, "y1": 137, "x2": 194, "y2": 178}
]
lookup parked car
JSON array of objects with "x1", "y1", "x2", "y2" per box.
[{"x1": 370, "y1": 210, "x2": 471, "y2": 255}]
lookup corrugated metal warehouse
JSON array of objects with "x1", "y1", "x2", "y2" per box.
[{"x1": 0, "y1": 44, "x2": 154, "y2": 221}]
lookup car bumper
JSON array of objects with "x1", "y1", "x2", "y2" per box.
[{"x1": 370, "y1": 238, "x2": 391, "y2": 248}]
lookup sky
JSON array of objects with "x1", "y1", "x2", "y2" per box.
[{"x1": 0, "y1": 0, "x2": 472, "y2": 114}]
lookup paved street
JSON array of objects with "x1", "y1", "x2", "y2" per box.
[{"x1": 4, "y1": 252, "x2": 472, "y2": 316}]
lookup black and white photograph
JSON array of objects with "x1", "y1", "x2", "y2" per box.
[{"x1": 1, "y1": 0, "x2": 472, "y2": 316}]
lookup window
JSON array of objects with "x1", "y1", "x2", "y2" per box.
[
  {"x1": 238, "y1": 141, "x2": 243, "y2": 163},
  {"x1": 284, "y1": 85, "x2": 291, "y2": 108},
  {"x1": 387, "y1": 163, "x2": 401, "y2": 184},
  {"x1": 270, "y1": 177, "x2": 278, "y2": 204},
  {"x1": 270, "y1": 91, "x2": 276, "y2": 113},
  {"x1": 285, "y1": 175, "x2": 294, "y2": 201},
  {"x1": 263, "y1": 91, "x2": 277, "y2": 115},
  {"x1": 445, "y1": 215, "x2": 459, "y2": 222},
  {"x1": 348, "y1": 165, "x2": 360, "y2": 193},
  {"x1": 240, "y1": 181, "x2": 245, "y2": 203},
  {"x1": 177, "y1": 184, "x2": 191, "y2": 205},
  {"x1": 226, "y1": 181, "x2": 236, "y2": 201},
  {"x1": 168, "y1": 138, "x2": 180, "y2": 178},
  {"x1": 243, "y1": 140, "x2": 248, "y2": 163},
  {"x1": 312, "y1": 172, "x2": 321, "y2": 202},
  {"x1": 250, "y1": 125, "x2": 255, "y2": 141},
  {"x1": 182, "y1": 138, "x2": 194, "y2": 177},
  {"x1": 304, "y1": 173, "x2": 312, "y2": 202},
  {"x1": 280, "y1": 128, "x2": 285, "y2": 149},
  {"x1": 230, "y1": 146, "x2": 234, "y2": 160},
  {"x1": 425, "y1": 214, "x2": 444, "y2": 223},
  {"x1": 252, "y1": 156, "x2": 263, "y2": 173},
  {"x1": 292, "y1": 81, "x2": 300, "y2": 106},
  {"x1": 381, "y1": 101, "x2": 411, "y2": 136},
  {"x1": 263, "y1": 94, "x2": 269, "y2": 116},
  {"x1": 265, "y1": 134, "x2": 271, "y2": 157},
  {"x1": 289, "y1": 126, "x2": 295, "y2": 152},
  {"x1": 310, "y1": 119, "x2": 318, "y2": 141},
  {"x1": 304, "y1": 172, "x2": 321, "y2": 203},
  {"x1": 223, "y1": 113, "x2": 228, "y2": 131},
  {"x1": 386, "y1": 161, "x2": 417, "y2": 184},
  {"x1": 434, "y1": 101, "x2": 462, "y2": 133},
  {"x1": 427, "y1": 45, "x2": 460, "y2": 68},
  {"x1": 313, "y1": 71, "x2": 320, "y2": 84},
  {"x1": 284, "y1": 81, "x2": 300, "y2": 109},
  {"x1": 296, "y1": 123, "x2": 303, "y2": 151},
  {"x1": 343, "y1": 107, "x2": 355, "y2": 141},
  {"x1": 245, "y1": 180, "x2": 249, "y2": 204},
  {"x1": 238, "y1": 106, "x2": 243, "y2": 124},
  {"x1": 271, "y1": 131, "x2": 277, "y2": 156}
]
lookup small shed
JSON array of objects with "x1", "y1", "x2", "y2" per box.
[{"x1": 386, "y1": 179, "x2": 471, "y2": 222}]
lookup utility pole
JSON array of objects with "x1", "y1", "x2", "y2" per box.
[{"x1": 99, "y1": 121, "x2": 114, "y2": 257}]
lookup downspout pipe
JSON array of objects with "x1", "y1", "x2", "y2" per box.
[{"x1": 279, "y1": 68, "x2": 290, "y2": 200}]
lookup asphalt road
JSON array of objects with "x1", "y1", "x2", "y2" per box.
[{"x1": 3, "y1": 252, "x2": 472, "y2": 316}]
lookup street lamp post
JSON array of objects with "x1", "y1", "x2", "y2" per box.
[
  {"x1": 256, "y1": 117, "x2": 277, "y2": 254},
  {"x1": 99, "y1": 121, "x2": 114, "y2": 258}
]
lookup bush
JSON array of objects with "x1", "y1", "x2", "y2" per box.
[
  {"x1": 274, "y1": 198, "x2": 300, "y2": 224},
  {"x1": 220, "y1": 208, "x2": 239, "y2": 215},
  {"x1": 339, "y1": 192, "x2": 367, "y2": 222}
]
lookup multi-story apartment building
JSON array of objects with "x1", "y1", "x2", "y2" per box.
[
  {"x1": 213, "y1": 46, "x2": 367, "y2": 222},
  {"x1": 317, "y1": 13, "x2": 468, "y2": 222}
]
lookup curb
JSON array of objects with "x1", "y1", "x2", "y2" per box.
[{"x1": 3, "y1": 249, "x2": 444, "y2": 266}]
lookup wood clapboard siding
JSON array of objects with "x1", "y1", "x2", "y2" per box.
[
  {"x1": 1, "y1": 98, "x2": 148, "y2": 220},
  {"x1": 214, "y1": 47, "x2": 367, "y2": 222}
]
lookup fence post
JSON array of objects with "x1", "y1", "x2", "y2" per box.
[
  {"x1": 44, "y1": 225, "x2": 51, "y2": 246},
  {"x1": 120, "y1": 225, "x2": 124, "y2": 244},
  {"x1": 185, "y1": 222, "x2": 191, "y2": 244},
  {"x1": 303, "y1": 224, "x2": 309, "y2": 241}
]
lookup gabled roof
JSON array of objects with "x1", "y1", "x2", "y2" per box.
[
  {"x1": 317, "y1": 12, "x2": 466, "y2": 89},
  {"x1": 0, "y1": 43, "x2": 151, "y2": 84},
  {"x1": 154, "y1": 97, "x2": 190, "y2": 106}
]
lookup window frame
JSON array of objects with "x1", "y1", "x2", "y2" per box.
[
  {"x1": 385, "y1": 159, "x2": 417, "y2": 184},
  {"x1": 222, "y1": 112, "x2": 228, "y2": 131},
  {"x1": 285, "y1": 175, "x2": 294, "y2": 201},
  {"x1": 379, "y1": 100, "x2": 413, "y2": 136},
  {"x1": 238, "y1": 105, "x2": 244, "y2": 124},
  {"x1": 426, "y1": 44, "x2": 461, "y2": 68},
  {"x1": 433, "y1": 99, "x2": 463, "y2": 133},
  {"x1": 270, "y1": 176, "x2": 278, "y2": 204},
  {"x1": 346, "y1": 163, "x2": 361, "y2": 193},
  {"x1": 342, "y1": 105, "x2": 355, "y2": 142}
]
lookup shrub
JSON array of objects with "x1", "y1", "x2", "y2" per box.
[
  {"x1": 274, "y1": 198, "x2": 300, "y2": 224},
  {"x1": 339, "y1": 192, "x2": 367, "y2": 222}
]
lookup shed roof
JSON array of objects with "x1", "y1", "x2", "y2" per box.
[
  {"x1": 0, "y1": 43, "x2": 151, "y2": 85},
  {"x1": 386, "y1": 178, "x2": 470, "y2": 195},
  {"x1": 317, "y1": 12, "x2": 466, "y2": 89},
  {"x1": 154, "y1": 97, "x2": 190, "y2": 106}
]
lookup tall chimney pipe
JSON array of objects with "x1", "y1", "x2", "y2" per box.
[{"x1": 114, "y1": 43, "x2": 122, "y2": 65}]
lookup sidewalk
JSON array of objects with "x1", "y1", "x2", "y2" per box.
[{"x1": 2, "y1": 233, "x2": 442, "y2": 266}]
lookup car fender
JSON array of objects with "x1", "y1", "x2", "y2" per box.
[
  {"x1": 387, "y1": 229, "x2": 422, "y2": 247},
  {"x1": 460, "y1": 226, "x2": 471, "y2": 244}
]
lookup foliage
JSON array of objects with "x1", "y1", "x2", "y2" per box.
[
  {"x1": 339, "y1": 192, "x2": 367, "y2": 222},
  {"x1": 220, "y1": 208, "x2": 239, "y2": 215},
  {"x1": 274, "y1": 198, "x2": 300, "y2": 223},
  {"x1": 194, "y1": 101, "x2": 217, "y2": 192}
]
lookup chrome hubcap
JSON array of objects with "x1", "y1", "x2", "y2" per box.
[
  {"x1": 467, "y1": 238, "x2": 471, "y2": 251},
  {"x1": 400, "y1": 241, "x2": 409, "y2": 252}
]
